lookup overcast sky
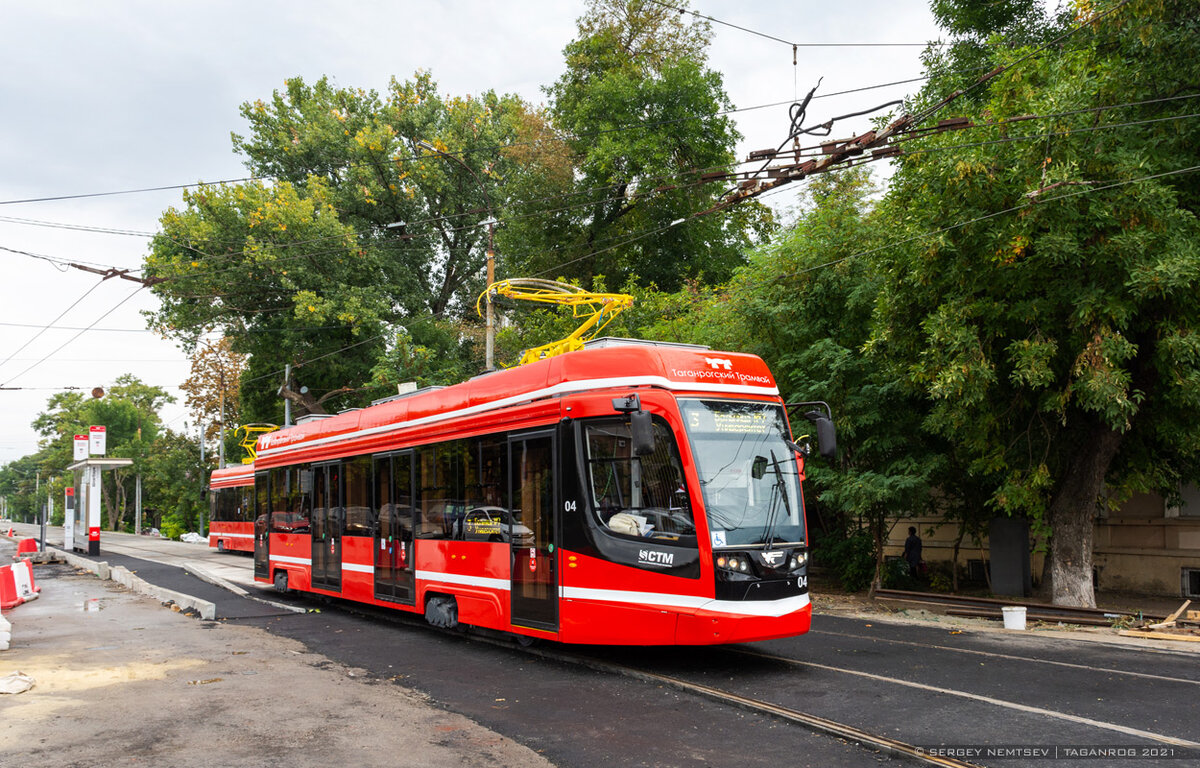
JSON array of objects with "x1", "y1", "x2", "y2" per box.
[{"x1": 0, "y1": 1, "x2": 943, "y2": 467}]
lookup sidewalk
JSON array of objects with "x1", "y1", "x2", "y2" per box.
[
  {"x1": 0, "y1": 546, "x2": 554, "y2": 768},
  {"x1": 809, "y1": 581, "x2": 1200, "y2": 652}
]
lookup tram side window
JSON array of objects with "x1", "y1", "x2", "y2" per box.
[
  {"x1": 269, "y1": 467, "x2": 311, "y2": 534},
  {"x1": 416, "y1": 441, "x2": 467, "y2": 540},
  {"x1": 213, "y1": 488, "x2": 241, "y2": 522},
  {"x1": 416, "y1": 448, "x2": 442, "y2": 539},
  {"x1": 344, "y1": 456, "x2": 372, "y2": 536},
  {"x1": 255, "y1": 473, "x2": 269, "y2": 528},
  {"x1": 462, "y1": 436, "x2": 509, "y2": 542},
  {"x1": 584, "y1": 417, "x2": 695, "y2": 543}
]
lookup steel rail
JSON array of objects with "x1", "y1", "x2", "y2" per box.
[
  {"x1": 327, "y1": 599, "x2": 981, "y2": 767},
  {"x1": 525, "y1": 645, "x2": 986, "y2": 768},
  {"x1": 872, "y1": 589, "x2": 1165, "y2": 623}
]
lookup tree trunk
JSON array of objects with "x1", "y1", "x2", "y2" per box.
[
  {"x1": 951, "y1": 523, "x2": 965, "y2": 592},
  {"x1": 1043, "y1": 423, "x2": 1123, "y2": 608},
  {"x1": 868, "y1": 513, "x2": 887, "y2": 595}
]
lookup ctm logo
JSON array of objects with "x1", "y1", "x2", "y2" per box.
[{"x1": 705, "y1": 357, "x2": 733, "y2": 370}]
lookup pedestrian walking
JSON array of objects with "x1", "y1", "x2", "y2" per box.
[{"x1": 903, "y1": 526, "x2": 923, "y2": 580}]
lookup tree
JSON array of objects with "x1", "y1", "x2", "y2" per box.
[
  {"x1": 641, "y1": 169, "x2": 938, "y2": 590},
  {"x1": 0, "y1": 455, "x2": 44, "y2": 524},
  {"x1": 181, "y1": 336, "x2": 245, "y2": 457},
  {"x1": 872, "y1": 0, "x2": 1200, "y2": 606},
  {"x1": 140, "y1": 429, "x2": 206, "y2": 537},
  {"x1": 30, "y1": 375, "x2": 172, "y2": 531},
  {"x1": 502, "y1": 0, "x2": 772, "y2": 292},
  {"x1": 145, "y1": 74, "x2": 546, "y2": 421}
]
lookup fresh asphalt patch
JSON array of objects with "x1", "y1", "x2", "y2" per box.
[{"x1": 65, "y1": 549, "x2": 308, "y2": 619}]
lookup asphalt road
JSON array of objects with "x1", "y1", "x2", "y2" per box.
[{"x1": 6, "y1": 523, "x2": 1199, "y2": 767}]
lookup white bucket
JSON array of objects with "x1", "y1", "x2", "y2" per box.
[{"x1": 1001, "y1": 605, "x2": 1027, "y2": 630}]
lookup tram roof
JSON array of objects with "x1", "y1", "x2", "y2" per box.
[
  {"x1": 254, "y1": 343, "x2": 778, "y2": 466},
  {"x1": 210, "y1": 463, "x2": 256, "y2": 488}
]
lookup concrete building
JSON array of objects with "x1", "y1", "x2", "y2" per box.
[{"x1": 885, "y1": 484, "x2": 1200, "y2": 599}]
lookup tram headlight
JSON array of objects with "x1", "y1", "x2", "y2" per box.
[
  {"x1": 790, "y1": 551, "x2": 808, "y2": 571},
  {"x1": 716, "y1": 554, "x2": 752, "y2": 576}
]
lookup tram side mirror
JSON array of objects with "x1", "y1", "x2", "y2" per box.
[
  {"x1": 630, "y1": 410, "x2": 656, "y2": 457},
  {"x1": 806, "y1": 413, "x2": 837, "y2": 460},
  {"x1": 751, "y1": 455, "x2": 768, "y2": 480}
]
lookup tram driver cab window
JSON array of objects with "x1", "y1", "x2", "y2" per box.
[{"x1": 584, "y1": 417, "x2": 695, "y2": 544}]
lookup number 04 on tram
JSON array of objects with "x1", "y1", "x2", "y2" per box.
[{"x1": 251, "y1": 339, "x2": 834, "y2": 645}]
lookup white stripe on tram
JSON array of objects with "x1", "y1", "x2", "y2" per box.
[
  {"x1": 269, "y1": 555, "x2": 312, "y2": 566},
  {"x1": 561, "y1": 586, "x2": 810, "y2": 618},
  {"x1": 415, "y1": 570, "x2": 510, "y2": 592},
  {"x1": 264, "y1": 560, "x2": 809, "y2": 619},
  {"x1": 258, "y1": 374, "x2": 779, "y2": 460},
  {"x1": 210, "y1": 532, "x2": 254, "y2": 540}
]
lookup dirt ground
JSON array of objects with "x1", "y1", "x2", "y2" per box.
[{"x1": 0, "y1": 563, "x2": 555, "y2": 768}]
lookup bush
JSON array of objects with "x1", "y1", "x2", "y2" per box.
[
  {"x1": 882, "y1": 557, "x2": 918, "y2": 590},
  {"x1": 817, "y1": 530, "x2": 875, "y2": 592},
  {"x1": 160, "y1": 520, "x2": 186, "y2": 541}
]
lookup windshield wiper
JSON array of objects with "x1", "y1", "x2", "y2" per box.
[{"x1": 761, "y1": 449, "x2": 793, "y2": 551}]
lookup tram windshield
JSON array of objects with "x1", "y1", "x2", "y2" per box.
[
  {"x1": 584, "y1": 417, "x2": 696, "y2": 543},
  {"x1": 679, "y1": 399, "x2": 804, "y2": 548}
]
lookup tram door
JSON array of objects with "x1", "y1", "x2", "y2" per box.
[
  {"x1": 374, "y1": 452, "x2": 415, "y2": 604},
  {"x1": 253, "y1": 472, "x2": 269, "y2": 580},
  {"x1": 311, "y1": 463, "x2": 343, "y2": 591},
  {"x1": 509, "y1": 432, "x2": 558, "y2": 630}
]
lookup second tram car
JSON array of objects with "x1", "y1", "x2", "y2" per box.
[
  {"x1": 252, "y1": 339, "x2": 833, "y2": 645},
  {"x1": 209, "y1": 464, "x2": 255, "y2": 553}
]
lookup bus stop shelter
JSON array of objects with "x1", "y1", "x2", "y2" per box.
[{"x1": 66, "y1": 458, "x2": 132, "y2": 555}]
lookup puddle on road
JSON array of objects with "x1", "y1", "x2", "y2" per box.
[{"x1": 80, "y1": 598, "x2": 103, "y2": 612}]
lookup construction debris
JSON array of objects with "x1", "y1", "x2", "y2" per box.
[
  {"x1": 0, "y1": 671, "x2": 36, "y2": 694},
  {"x1": 1118, "y1": 600, "x2": 1200, "y2": 642}
]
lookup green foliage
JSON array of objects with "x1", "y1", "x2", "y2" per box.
[
  {"x1": 881, "y1": 557, "x2": 919, "y2": 591},
  {"x1": 145, "y1": 73, "x2": 543, "y2": 418},
  {"x1": 817, "y1": 530, "x2": 875, "y2": 593},
  {"x1": 141, "y1": 430, "x2": 207, "y2": 536},
  {"x1": 873, "y1": 0, "x2": 1200, "y2": 604},
  {"x1": 637, "y1": 168, "x2": 937, "y2": 585},
  {"x1": 503, "y1": 0, "x2": 772, "y2": 292},
  {"x1": 159, "y1": 519, "x2": 187, "y2": 541},
  {"x1": 2, "y1": 376, "x2": 178, "y2": 532}
]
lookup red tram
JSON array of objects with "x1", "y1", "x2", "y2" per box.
[
  {"x1": 209, "y1": 464, "x2": 256, "y2": 553},
  {"x1": 252, "y1": 339, "x2": 834, "y2": 645}
]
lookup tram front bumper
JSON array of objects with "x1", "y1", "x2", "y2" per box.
[{"x1": 674, "y1": 593, "x2": 812, "y2": 645}]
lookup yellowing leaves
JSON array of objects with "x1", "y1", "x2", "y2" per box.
[
  {"x1": 994, "y1": 234, "x2": 1030, "y2": 265},
  {"x1": 951, "y1": 159, "x2": 987, "y2": 182}
]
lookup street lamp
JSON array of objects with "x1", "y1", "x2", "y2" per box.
[{"x1": 414, "y1": 139, "x2": 498, "y2": 371}]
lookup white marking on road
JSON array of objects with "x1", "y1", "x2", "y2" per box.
[
  {"x1": 811, "y1": 629, "x2": 1200, "y2": 686},
  {"x1": 739, "y1": 649, "x2": 1200, "y2": 748}
]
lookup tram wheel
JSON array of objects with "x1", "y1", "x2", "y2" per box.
[
  {"x1": 217, "y1": 540, "x2": 226, "y2": 553},
  {"x1": 424, "y1": 595, "x2": 459, "y2": 629},
  {"x1": 273, "y1": 570, "x2": 289, "y2": 593}
]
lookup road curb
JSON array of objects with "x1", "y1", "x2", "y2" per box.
[{"x1": 57, "y1": 548, "x2": 217, "y2": 620}]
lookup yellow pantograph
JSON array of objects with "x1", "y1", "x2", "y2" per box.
[
  {"x1": 235, "y1": 423, "x2": 278, "y2": 464},
  {"x1": 477, "y1": 279, "x2": 633, "y2": 366}
]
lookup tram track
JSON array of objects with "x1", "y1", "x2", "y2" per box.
[
  {"x1": 322, "y1": 599, "x2": 979, "y2": 766},
  {"x1": 872, "y1": 589, "x2": 1165, "y2": 626},
  {"x1": 517, "y1": 643, "x2": 986, "y2": 768},
  {"x1": 295, "y1": 595, "x2": 1200, "y2": 765}
]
